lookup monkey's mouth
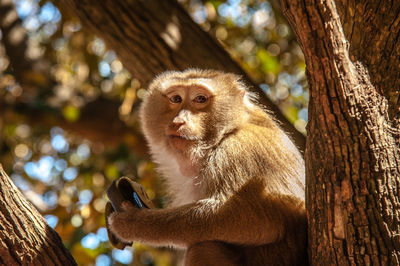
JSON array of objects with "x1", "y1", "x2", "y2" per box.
[
  {"x1": 168, "y1": 134, "x2": 191, "y2": 141},
  {"x1": 168, "y1": 134, "x2": 184, "y2": 139},
  {"x1": 167, "y1": 131, "x2": 199, "y2": 140},
  {"x1": 167, "y1": 134, "x2": 196, "y2": 150}
]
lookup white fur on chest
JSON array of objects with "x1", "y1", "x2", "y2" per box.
[{"x1": 150, "y1": 144, "x2": 203, "y2": 206}]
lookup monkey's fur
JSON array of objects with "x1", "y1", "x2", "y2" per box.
[{"x1": 109, "y1": 69, "x2": 307, "y2": 265}]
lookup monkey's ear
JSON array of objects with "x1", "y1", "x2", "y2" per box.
[{"x1": 240, "y1": 89, "x2": 246, "y2": 98}]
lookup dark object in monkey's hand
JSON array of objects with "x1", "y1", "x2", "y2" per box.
[{"x1": 105, "y1": 176, "x2": 154, "y2": 249}]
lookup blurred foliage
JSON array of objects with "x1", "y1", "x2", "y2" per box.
[{"x1": 0, "y1": 0, "x2": 308, "y2": 265}]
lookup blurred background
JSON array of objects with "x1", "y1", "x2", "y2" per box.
[{"x1": 0, "y1": 0, "x2": 308, "y2": 265}]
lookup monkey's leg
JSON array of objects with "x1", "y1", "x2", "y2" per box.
[{"x1": 184, "y1": 241, "x2": 241, "y2": 266}]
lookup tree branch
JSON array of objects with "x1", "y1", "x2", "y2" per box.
[
  {"x1": 0, "y1": 165, "x2": 76, "y2": 265},
  {"x1": 0, "y1": 98, "x2": 149, "y2": 156},
  {"x1": 58, "y1": 0, "x2": 306, "y2": 151}
]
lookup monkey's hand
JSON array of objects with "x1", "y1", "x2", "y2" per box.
[{"x1": 108, "y1": 201, "x2": 142, "y2": 243}]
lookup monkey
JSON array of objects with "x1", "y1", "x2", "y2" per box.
[{"x1": 108, "y1": 69, "x2": 308, "y2": 265}]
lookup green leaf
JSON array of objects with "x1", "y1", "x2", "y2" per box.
[
  {"x1": 63, "y1": 105, "x2": 80, "y2": 122},
  {"x1": 257, "y1": 49, "x2": 280, "y2": 75},
  {"x1": 105, "y1": 164, "x2": 119, "y2": 179}
]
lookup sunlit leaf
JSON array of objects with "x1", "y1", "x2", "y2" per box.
[
  {"x1": 105, "y1": 164, "x2": 118, "y2": 179},
  {"x1": 283, "y1": 106, "x2": 299, "y2": 124},
  {"x1": 257, "y1": 49, "x2": 281, "y2": 75},
  {"x1": 63, "y1": 105, "x2": 80, "y2": 122}
]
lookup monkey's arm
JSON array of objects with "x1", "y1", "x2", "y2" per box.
[{"x1": 108, "y1": 188, "x2": 305, "y2": 247}]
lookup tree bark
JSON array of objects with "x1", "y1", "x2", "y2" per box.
[
  {"x1": 0, "y1": 165, "x2": 76, "y2": 265},
  {"x1": 58, "y1": 0, "x2": 306, "y2": 151},
  {"x1": 280, "y1": 0, "x2": 400, "y2": 265}
]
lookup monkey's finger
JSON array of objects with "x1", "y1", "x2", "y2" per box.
[
  {"x1": 105, "y1": 204, "x2": 132, "y2": 249},
  {"x1": 121, "y1": 201, "x2": 137, "y2": 211}
]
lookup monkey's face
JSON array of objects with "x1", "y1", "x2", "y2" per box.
[
  {"x1": 161, "y1": 84, "x2": 213, "y2": 153},
  {"x1": 140, "y1": 82, "x2": 215, "y2": 156},
  {"x1": 140, "y1": 70, "x2": 250, "y2": 159}
]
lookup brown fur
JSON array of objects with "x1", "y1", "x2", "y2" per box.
[{"x1": 109, "y1": 69, "x2": 308, "y2": 265}]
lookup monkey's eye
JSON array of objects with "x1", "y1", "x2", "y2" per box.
[
  {"x1": 193, "y1": 95, "x2": 208, "y2": 104},
  {"x1": 169, "y1": 95, "x2": 182, "y2": 104}
]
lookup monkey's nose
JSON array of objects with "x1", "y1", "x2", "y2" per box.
[
  {"x1": 172, "y1": 121, "x2": 185, "y2": 127},
  {"x1": 169, "y1": 122, "x2": 184, "y2": 133},
  {"x1": 172, "y1": 116, "x2": 186, "y2": 127},
  {"x1": 168, "y1": 121, "x2": 185, "y2": 134}
]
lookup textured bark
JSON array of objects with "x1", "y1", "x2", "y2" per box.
[
  {"x1": 280, "y1": 0, "x2": 400, "y2": 265},
  {"x1": 58, "y1": 0, "x2": 306, "y2": 151},
  {"x1": 0, "y1": 165, "x2": 76, "y2": 265}
]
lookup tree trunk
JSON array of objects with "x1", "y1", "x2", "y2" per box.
[
  {"x1": 0, "y1": 165, "x2": 76, "y2": 265},
  {"x1": 280, "y1": 0, "x2": 400, "y2": 264},
  {"x1": 58, "y1": 0, "x2": 305, "y2": 151}
]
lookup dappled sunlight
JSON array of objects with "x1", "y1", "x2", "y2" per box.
[
  {"x1": 0, "y1": 0, "x2": 307, "y2": 264},
  {"x1": 160, "y1": 16, "x2": 182, "y2": 51}
]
